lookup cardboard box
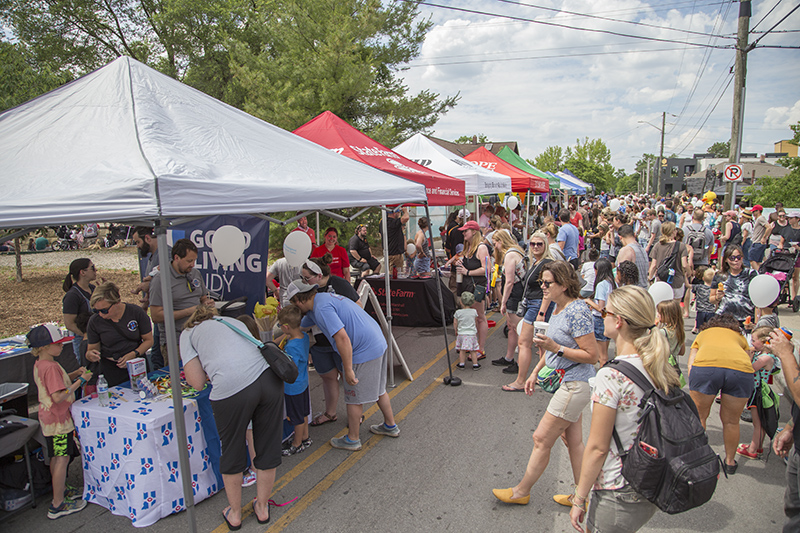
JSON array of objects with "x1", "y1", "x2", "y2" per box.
[{"x1": 127, "y1": 357, "x2": 147, "y2": 391}]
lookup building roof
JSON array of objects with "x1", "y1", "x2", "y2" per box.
[
  {"x1": 427, "y1": 135, "x2": 519, "y2": 157},
  {"x1": 685, "y1": 161, "x2": 790, "y2": 181}
]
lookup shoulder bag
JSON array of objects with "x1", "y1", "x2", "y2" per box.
[{"x1": 213, "y1": 317, "x2": 298, "y2": 383}]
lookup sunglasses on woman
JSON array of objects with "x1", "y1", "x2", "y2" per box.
[
  {"x1": 539, "y1": 280, "x2": 554, "y2": 288},
  {"x1": 530, "y1": 241, "x2": 545, "y2": 248}
]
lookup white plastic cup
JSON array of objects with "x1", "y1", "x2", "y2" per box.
[{"x1": 533, "y1": 321, "x2": 549, "y2": 339}]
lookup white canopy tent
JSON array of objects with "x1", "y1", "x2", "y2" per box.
[
  {"x1": 0, "y1": 56, "x2": 428, "y2": 531},
  {"x1": 393, "y1": 133, "x2": 512, "y2": 196}
]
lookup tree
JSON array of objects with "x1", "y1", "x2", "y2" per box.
[
  {"x1": 531, "y1": 146, "x2": 563, "y2": 173},
  {"x1": 453, "y1": 134, "x2": 488, "y2": 144},
  {"x1": 0, "y1": 42, "x2": 72, "y2": 112},
  {"x1": 227, "y1": 0, "x2": 458, "y2": 147},
  {"x1": 745, "y1": 123, "x2": 800, "y2": 207},
  {"x1": 615, "y1": 172, "x2": 639, "y2": 194},
  {"x1": 1, "y1": 0, "x2": 457, "y2": 147},
  {"x1": 563, "y1": 137, "x2": 615, "y2": 191},
  {"x1": 707, "y1": 140, "x2": 730, "y2": 158}
]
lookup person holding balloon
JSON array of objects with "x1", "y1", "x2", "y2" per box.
[{"x1": 711, "y1": 244, "x2": 759, "y2": 326}]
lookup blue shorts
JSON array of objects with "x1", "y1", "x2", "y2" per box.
[
  {"x1": 310, "y1": 344, "x2": 342, "y2": 375},
  {"x1": 749, "y1": 243, "x2": 768, "y2": 263},
  {"x1": 522, "y1": 299, "x2": 555, "y2": 324},
  {"x1": 593, "y1": 315, "x2": 610, "y2": 341},
  {"x1": 285, "y1": 387, "x2": 311, "y2": 426},
  {"x1": 689, "y1": 366, "x2": 754, "y2": 399}
]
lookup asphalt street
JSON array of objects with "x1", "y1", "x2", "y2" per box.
[{"x1": 4, "y1": 303, "x2": 794, "y2": 532}]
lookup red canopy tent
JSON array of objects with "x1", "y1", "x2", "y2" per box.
[
  {"x1": 293, "y1": 111, "x2": 465, "y2": 205},
  {"x1": 464, "y1": 147, "x2": 549, "y2": 193}
]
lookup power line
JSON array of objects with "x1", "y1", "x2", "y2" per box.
[
  {"x1": 490, "y1": 0, "x2": 730, "y2": 39},
  {"x1": 751, "y1": 3, "x2": 800, "y2": 47},
  {"x1": 407, "y1": 45, "x2": 691, "y2": 67},
  {"x1": 750, "y1": 0, "x2": 783, "y2": 32},
  {"x1": 408, "y1": 0, "x2": 734, "y2": 49},
  {"x1": 673, "y1": 75, "x2": 735, "y2": 157}
]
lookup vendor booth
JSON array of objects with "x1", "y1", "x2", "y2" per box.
[{"x1": 0, "y1": 57, "x2": 429, "y2": 530}]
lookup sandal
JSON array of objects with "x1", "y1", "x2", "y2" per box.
[
  {"x1": 252, "y1": 497, "x2": 270, "y2": 525},
  {"x1": 310, "y1": 412, "x2": 337, "y2": 427},
  {"x1": 222, "y1": 506, "x2": 241, "y2": 531},
  {"x1": 736, "y1": 443, "x2": 762, "y2": 459}
]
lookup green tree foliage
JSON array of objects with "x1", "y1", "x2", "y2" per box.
[
  {"x1": 453, "y1": 134, "x2": 488, "y2": 144},
  {"x1": 745, "y1": 123, "x2": 800, "y2": 207},
  {"x1": 564, "y1": 137, "x2": 615, "y2": 191},
  {"x1": 227, "y1": 0, "x2": 458, "y2": 147},
  {"x1": 531, "y1": 146, "x2": 563, "y2": 173},
  {"x1": 707, "y1": 140, "x2": 730, "y2": 158},
  {"x1": 1, "y1": 0, "x2": 457, "y2": 147},
  {"x1": 0, "y1": 42, "x2": 72, "y2": 112},
  {"x1": 615, "y1": 172, "x2": 639, "y2": 194}
]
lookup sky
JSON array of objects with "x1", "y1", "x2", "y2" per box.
[{"x1": 398, "y1": 0, "x2": 800, "y2": 174}]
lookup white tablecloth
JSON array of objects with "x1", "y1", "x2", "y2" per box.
[{"x1": 71, "y1": 387, "x2": 219, "y2": 527}]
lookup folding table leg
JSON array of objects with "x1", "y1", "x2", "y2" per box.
[{"x1": 23, "y1": 443, "x2": 36, "y2": 509}]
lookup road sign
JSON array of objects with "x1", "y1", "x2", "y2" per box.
[{"x1": 724, "y1": 164, "x2": 743, "y2": 182}]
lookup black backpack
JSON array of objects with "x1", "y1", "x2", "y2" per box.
[
  {"x1": 729, "y1": 221, "x2": 743, "y2": 246},
  {"x1": 685, "y1": 224, "x2": 706, "y2": 256},
  {"x1": 608, "y1": 360, "x2": 721, "y2": 515}
]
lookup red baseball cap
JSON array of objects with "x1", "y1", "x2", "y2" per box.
[
  {"x1": 458, "y1": 221, "x2": 481, "y2": 232},
  {"x1": 751, "y1": 205, "x2": 764, "y2": 212}
]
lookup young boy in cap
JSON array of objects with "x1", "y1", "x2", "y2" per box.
[{"x1": 28, "y1": 324, "x2": 92, "y2": 519}]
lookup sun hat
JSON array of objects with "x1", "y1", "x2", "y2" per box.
[{"x1": 27, "y1": 324, "x2": 74, "y2": 348}]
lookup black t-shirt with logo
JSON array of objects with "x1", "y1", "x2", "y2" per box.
[{"x1": 86, "y1": 303, "x2": 152, "y2": 386}]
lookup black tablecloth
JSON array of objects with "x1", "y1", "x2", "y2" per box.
[{"x1": 365, "y1": 276, "x2": 455, "y2": 327}]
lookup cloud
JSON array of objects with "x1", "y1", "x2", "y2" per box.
[{"x1": 401, "y1": 0, "x2": 800, "y2": 172}]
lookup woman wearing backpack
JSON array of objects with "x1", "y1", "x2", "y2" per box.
[
  {"x1": 569, "y1": 285, "x2": 680, "y2": 533},
  {"x1": 647, "y1": 222, "x2": 689, "y2": 300},
  {"x1": 491, "y1": 230, "x2": 526, "y2": 372}
]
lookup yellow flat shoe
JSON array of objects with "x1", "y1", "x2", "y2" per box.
[
  {"x1": 553, "y1": 494, "x2": 573, "y2": 507},
  {"x1": 492, "y1": 488, "x2": 530, "y2": 505}
]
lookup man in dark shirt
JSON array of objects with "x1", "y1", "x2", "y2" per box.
[
  {"x1": 386, "y1": 207, "x2": 409, "y2": 272},
  {"x1": 349, "y1": 224, "x2": 380, "y2": 279}
]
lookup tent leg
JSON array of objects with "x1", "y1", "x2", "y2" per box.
[
  {"x1": 425, "y1": 203, "x2": 459, "y2": 387},
  {"x1": 155, "y1": 223, "x2": 197, "y2": 533},
  {"x1": 381, "y1": 207, "x2": 395, "y2": 388}
]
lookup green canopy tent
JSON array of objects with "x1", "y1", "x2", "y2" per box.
[{"x1": 495, "y1": 146, "x2": 560, "y2": 236}]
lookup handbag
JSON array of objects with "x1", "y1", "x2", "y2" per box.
[
  {"x1": 536, "y1": 362, "x2": 580, "y2": 393},
  {"x1": 656, "y1": 242, "x2": 680, "y2": 284},
  {"x1": 213, "y1": 317, "x2": 299, "y2": 384}
]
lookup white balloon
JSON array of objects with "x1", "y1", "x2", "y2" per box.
[
  {"x1": 210, "y1": 225, "x2": 246, "y2": 267},
  {"x1": 506, "y1": 195, "x2": 519, "y2": 210},
  {"x1": 609, "y1": 199, "x2": 621, "y2": 211},
  {"x1": 283, "y1": 231, "x2": 312, "y2": 267},
  {"x1": 407, "y1": 243, "x2": 416, "y2": 256},
  {"x1": 749, "y1": 274, "x2": 780, "y2": 308},
  {"x1": 648, "y1": 281, "x2": 673, "y2": 306}
]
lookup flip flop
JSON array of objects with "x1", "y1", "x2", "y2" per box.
[
  {"x1": 252, "y1": 498, "x2": 270, "y2": 525},
  {"x1": 222, "y1": 507, "x2": 241, "y2": 531},
  {"x1": 309, "y1": 412, "x2": 337, "y2": 427},
  {"x1": 501, "y1": 384, "x2": 524, "y2": 392}
]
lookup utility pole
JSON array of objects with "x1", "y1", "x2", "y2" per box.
[
  {"x1": 725, "y1": 0, "x2": 751, "y2": 210},
  {"x1": 657, "y1": 111, "x2": 666, "y2": 198}
]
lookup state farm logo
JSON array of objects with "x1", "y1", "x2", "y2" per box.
[{"x1": 386, "y1": 158, "x2": 425, "y2": 174}]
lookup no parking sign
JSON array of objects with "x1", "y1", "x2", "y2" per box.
[{"x1": 724, "y1": 164, "x2": 743, "y2": 182}]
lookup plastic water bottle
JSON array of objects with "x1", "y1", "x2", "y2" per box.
[{"x1": 97, "y1": 374, "x2": 109, "y2": 407}]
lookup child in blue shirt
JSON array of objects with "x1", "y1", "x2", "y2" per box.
[{"x1": 277, "y1": 305, "x2": 311, "y2": 456}]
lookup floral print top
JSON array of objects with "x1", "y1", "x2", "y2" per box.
[{"x1": 591, "y1": 354, "x2": 650, "y2": 490}]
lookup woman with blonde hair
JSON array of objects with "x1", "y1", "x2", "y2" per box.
[
  {"x1": 570, "y1": 285, "x2": 680, "y2": 533},
  {"x1": 647, "y1": 221, "x2": 689, "y2": 300},
  {"x1": 543, "y1": 222, "x2": 566, "y2": 261},
  {"x1": 491, "y1": 230, "x2": 527, "y2": 372},
  {"x1": 455, "y1": 220, "x2": 491, "y2": 355}
]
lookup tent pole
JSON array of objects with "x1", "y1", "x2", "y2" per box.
[
  {"x1": 381, "y1": 207, "x2": 395, "y2": 388},
  {"x1": 525, "y1": 189, "x2": 531, "y2": 241},
  {"x1": 155, "y1": 223, "x2": 197, "y2": 533},
  {"x1": 425, "y1": 203, "x2": 459, "y2": 387},
  {"x1": 315, "y1": 211, "x2": 320, "y2": 246}
]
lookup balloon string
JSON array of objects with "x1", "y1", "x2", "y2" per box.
[{"x1": 269, "y1": 496, "x2": 299, "y2": 507}]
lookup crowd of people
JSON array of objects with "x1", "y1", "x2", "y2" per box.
[
  {"x1": 437, "y1": 192, "x2": 800, "y2": 532},
  {"x1": 30, "y1": 192, "x2": 800, "y2": 530}
]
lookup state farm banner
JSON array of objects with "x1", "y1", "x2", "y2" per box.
[{"x1": 168, "y1": 215, "x2": 269, "y2": 315}]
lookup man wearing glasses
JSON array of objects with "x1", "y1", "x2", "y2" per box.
[{"x1": 149, "y1": 238, "x2": 214, "y2": 360}]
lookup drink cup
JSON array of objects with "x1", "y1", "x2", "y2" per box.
[{"x1": 533, "y1": 321, "x2": 549, "y2": 339}]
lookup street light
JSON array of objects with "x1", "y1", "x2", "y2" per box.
[{"x1": 638, "y1": 113, "x2": 676, "y2": 196}]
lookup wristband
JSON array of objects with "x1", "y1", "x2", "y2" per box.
[
  {"x1": 78, "y1": 376, "x2": 87, "y2": 385},
  {"x1": 133, "y1": 349, "x2": 141, "y2": 358}
]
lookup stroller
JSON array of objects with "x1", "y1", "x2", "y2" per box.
[{"x1": 759, "y1": 248, "x2": 800, "y2": 312}]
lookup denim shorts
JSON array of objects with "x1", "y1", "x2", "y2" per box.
[
  {"x1": 689, "y1": 366, "x2": 754, "y2": 399},
  {"x1": 521, "y1": 298, "x2": 555, "y2": 324},
  {"x1": 310, "y1": 344, "x2": 342, "y2": 375},
  {"x1": 749, "y1": 243, "x2": 768, "y2": 263},
  {"x1": 586, "y1": 485, "x2": 658, "y2": 533},
  {"x1": 593, "y1": 314, "x2": 610, "y2": 341}
]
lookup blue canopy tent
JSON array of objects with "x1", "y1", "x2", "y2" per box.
[
  {"x1": 554, "y1": 172, "x2": 588, "y2": 195},
  {"x1": 560, "y1": 168, "x2": 594, "y2": 193}
]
